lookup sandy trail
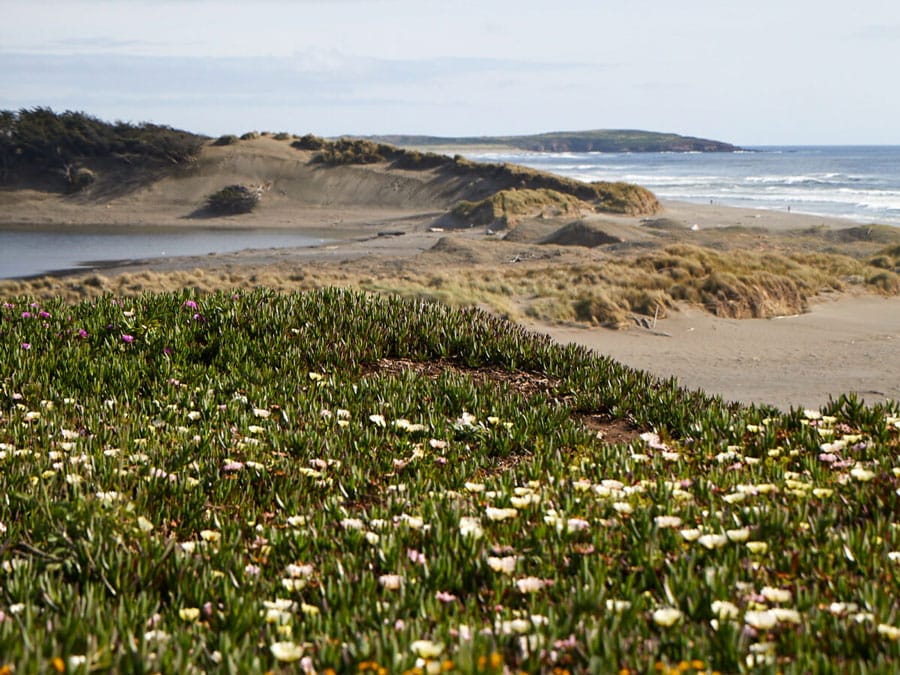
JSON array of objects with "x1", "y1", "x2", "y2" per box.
[{"x1": 529, "y1": 294, "x2": 900, "y2": 411}]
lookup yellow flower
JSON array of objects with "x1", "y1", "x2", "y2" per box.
[
  {"x1": 179, "y1": 607, "x2": 201, "y2": 621},
  {"x1": 746, "y1": 541, "x2": 769, "y2": 554}
]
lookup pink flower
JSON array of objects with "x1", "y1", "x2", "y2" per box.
[
  {"x1": 182, "y1": 300, "x2": 199, "y2": 310},
  {"x1": 77, "y1": 329, "x2": 89, "y2": 339},
  {"x1": 435, "y1": 590, "x2": 457, "y2": 603},
  {"x1": 21, "y1": 343, "x2": 30, "y2": 350},
  {"x1": 121, "y1": 334, "x2": 134, "y2": 343}
]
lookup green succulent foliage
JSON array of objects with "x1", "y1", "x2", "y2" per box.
[{"x1": 0, "y1": 288, "x2": 898, "y2": 673}]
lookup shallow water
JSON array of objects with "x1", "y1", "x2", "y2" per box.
[{"x1": 0, "y1": 225, "x2": 327, "y2": 279}]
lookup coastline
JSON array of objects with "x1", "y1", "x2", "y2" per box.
[{"x1": 2, "y1": 148, "x2": 898, "y2": 411}]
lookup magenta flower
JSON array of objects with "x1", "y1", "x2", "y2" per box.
[
  {"x1": 183, "y1": 300, "x2": 199, "y2": 310},
  {"x1": 21, "y1": 342, "x2": 31, "y2": 350},
  {"x1": 21, "y1": 312, "x2": 30, "y2": 319},
  {"x1": 77, "y1": 329, "x2": 89, "y2": 339},
  {"x1": 39, "y1": 311, "x2": 51, "y2": 319},
  {"x1": 121, "y1": 334, "x2": 134, "y2": 344}
]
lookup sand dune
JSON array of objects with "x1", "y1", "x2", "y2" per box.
[{"x1": 2, "y1": 136, "x2": 898, "y2": 411}]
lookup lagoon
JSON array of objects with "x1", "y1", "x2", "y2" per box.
[{"x1": 0, "y1": 225, "x2": 327, "y2": 279}]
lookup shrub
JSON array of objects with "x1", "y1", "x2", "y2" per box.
[
  {"x1": 0, "y1": 108, "x2": 205, "y2": 181},
  {"x1": 240, "y1": 131, "x2": 260, "y2": 141},
  {"x1": 65, "y1": 166, "x2": 95, "y2": 192},
  {"x1": 205, "y1": 184, "x2": 261, "y2": 214},
  {"x1": 273, "y1": 132, "x2": 292, "y2": 141},
  {"x1": 214, "y1": 134, "x2": 239, "y2": 146},
  {"x1": 292, "y1": 134, "x2": 326, "y2": 150}
]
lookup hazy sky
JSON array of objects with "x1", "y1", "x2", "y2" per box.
[{"x1": 2, "y1": 0, "x2": 899, "y2": 145}]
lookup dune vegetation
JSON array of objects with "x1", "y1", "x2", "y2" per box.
[{"x1": 0, "y1": 288, "x2": 898, "y2": 673}]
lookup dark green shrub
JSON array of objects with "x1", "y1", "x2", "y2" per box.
[
  {"x1": 65, "y1": 166, "x2": 95, "y2": 192},
  {"x1": 239, "y1": 131, "x2": 260, "y2": 141},
  {"x1": 214, "y1": 134, "x2": 239, "y2": 146},
  {"x1": 292, "y1": 134, "x2": 326, "y2": 151},
  {"x1": 273, "y1": 132, "x2": 292, "y2": 141},
  {"x1": 205, "y1": 184, "x2": 261, "y2": 214},
  {"x1": 0, "y1": 108, "x2": 205, "y2": 181}
]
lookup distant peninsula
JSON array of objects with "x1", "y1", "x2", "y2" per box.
[{"x1": 363, "y1": 129, "x2": 740, "y2": 153}]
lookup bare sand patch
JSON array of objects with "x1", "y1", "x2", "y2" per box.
[{"x1": 529, "y1": 294, "x2": 900, "y2": 411}]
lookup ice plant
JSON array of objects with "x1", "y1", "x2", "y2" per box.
[
  {"x1": 652, "y1": 607, "x2": 683, "y2": 627},
  {"x1": 271, "y1": 642, "x2": 304, "y2": 662}
]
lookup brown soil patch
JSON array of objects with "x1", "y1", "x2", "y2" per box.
[{"x1": 363, "y1": 357, "x2": 561, "y2": 399}]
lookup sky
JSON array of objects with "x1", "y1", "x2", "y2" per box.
[{"x1": 1, "y1": 0, "x2": 899, "y2": 145}]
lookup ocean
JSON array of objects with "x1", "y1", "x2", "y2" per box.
[{"x1": 468, "y1": 146, "x2": 900, "y2": 227}]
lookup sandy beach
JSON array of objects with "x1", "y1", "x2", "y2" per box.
[
  {"x1": 530, "y1": 294, "x2": 900, "y2": 411},
  {"x1": 2, "y1": 136, "x2": 898, "y2": 412}
]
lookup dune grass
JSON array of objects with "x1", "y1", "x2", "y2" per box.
[
  {"x1": 1, "y1": 288, "x2": 899, "y2": 673},
  {"x1": 2, "y1": 238, "x2": 896, "y2": 330}
]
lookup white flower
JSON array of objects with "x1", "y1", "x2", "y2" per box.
[
  {"x1": 605, "y1": 599, "x2": 631, "y2": 613},
  {"x1": 137, "y1": 516, "x2": 154, "y2": 533},
  {"x1": 378, "y1": 574, "x2": 402, "y2": 590},
  {"x1": 487, "y1": 556, "x2": 518, "y2": 574},
  {"x1": 369, "y1": 414, "x2": 386, "y2": 427},
  {"x1": 253, "y1": 408, "x2": 271, "y2": 418},
  {"x1": 510, "y1": 494, "x2": 539, "y2": 509},
  {"x1": 698, "y1": 534, "x2": 729, "y2": 549},
  {"x1": 652, "y1": 607, "x2": 683, "y2": 627},
  {"x1": 761, "y1": 586, "x2": 792, "y2": 604},
  {"x1": 850, "y1": 465, "x2": 876, "y2": 482},
  {"x1": 515, "y1": 577, "x2": 545, "y2": 593},
  {"x1": 680, "y1": 528, "x2": 701, "y2": 542},
  {"x1": 654, "y1": 515, "x2": 683, "y2": 529},
  {"x1": 744, "y1": 610, "x2": 778, "y2": 630},
  {"x1": 286, "y1": 563, "x2": 314, "y2": 578},
  {"x1": 877, "y1": 624, "x2": 900, "y2": 640},
  {"x1": 566, "y1": 517, "x2": 590, "y2": 532},
  {"x1": 726, "y1": 528, "x2": 750, "y2": 543},
  {"x1": 143, "y1": 629, "x2": 170, "y2": 642},
  {"x1": 282, "y1": 578, "x2": 307, "y2": 591},
  {"x1": 459, "y1": 517, "x2": 484, "y2": 539},
  {"x1": 270, "y1": 641, "x2": 304, "y2": 662},
  {"x1": 410, "y1": 639, "x2": 444, "y2": 658},
  {"x1": 485, "y1": 507, "x2": 518, "y2": 521},
  {"x1": 711, "y1": 600, "x2": 740, "y2": 620},
  {"x1": 771, "y1": 608, "x2": 801, "y2": 624}
]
